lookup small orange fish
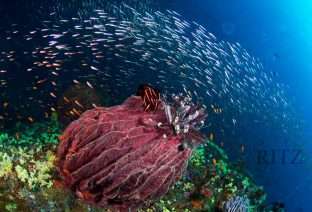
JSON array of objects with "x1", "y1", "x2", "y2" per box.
[
  {"x1": 136, "y1": 84, "x2": 160, "y2": 112},
  {"x1": 69, "y1": 110, "x2": 75, "y2": 116},
  {"x1": 63, "y1": 96, "x2": 70, "y2": 103},
  {"x1": 72, "y1": 108, "x2": 81, "y2": 116},
  {"x1": 191, "y1": 200, "x2": 203, "y2": 209},
  {"x1": 74, "y1": 100, "x2": 84, "y2": 108}
]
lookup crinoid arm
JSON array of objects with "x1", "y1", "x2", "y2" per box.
[{"x1": 162, "y1": 94, "x2": 208, "y2": 149}]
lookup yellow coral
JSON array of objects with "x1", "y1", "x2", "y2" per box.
[
  {"x1": 15, "y1": 165, "x2": 29, "y2": 183},
  {"x1": 46, "y1": 150, "x2": 56, "y2": 165},
  {"x1": 0, "y1": 143, "x2": 57, "y2": 190},
  {"x1": 33, "y1": 160, "x2": 54, "y2": 188},
  {"x1": 0, "y1": 152, "x2": 13, "y2": 178}
]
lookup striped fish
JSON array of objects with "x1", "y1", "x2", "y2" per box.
[{"x1": 136, "y1": 84, "x2": 161, "y2": 112}]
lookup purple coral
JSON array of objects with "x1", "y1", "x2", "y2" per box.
[{"x1": 56, "y1": 95, "x2": 206, "y2": 211}]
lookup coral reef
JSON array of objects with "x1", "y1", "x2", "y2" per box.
[
  {"x1": 0, "y1": 116, "x2": 61, "y2": 211},
  {"x1": 147, "y1": 139, "x2": 266, "y2": 211},
  {"x1": 0, "y1": 111, "x2": 267, "y2": 212}
]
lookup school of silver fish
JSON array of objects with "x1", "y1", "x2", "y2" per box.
[{"x1": 0, "y1": 1, "x2": 301, "y2": 140}]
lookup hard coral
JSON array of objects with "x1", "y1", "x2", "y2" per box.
[
  {"x1": 56, "y1": 95, "x2": 206, "y2": 211},
  {"x1": 0, "y1": 119, "x2": 60, "y2": 192}
]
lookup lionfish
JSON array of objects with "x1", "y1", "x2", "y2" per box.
[{"x1": 136, "y1": 84, "x2": 161, "y2": 112}]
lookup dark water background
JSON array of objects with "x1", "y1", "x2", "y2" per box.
[{"x1": 1, "y1": 0, "x2": 311, "y2": 211}]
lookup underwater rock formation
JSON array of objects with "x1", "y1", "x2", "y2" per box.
[{"x1": 56, "y1": 95, "x2": 206, "y2": 211}]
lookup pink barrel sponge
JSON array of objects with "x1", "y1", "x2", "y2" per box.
[{"x1": 56, "y1": 94, "x2": 206, "y2": 211}]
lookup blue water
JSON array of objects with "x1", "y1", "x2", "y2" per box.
[{"x1": 164, "y1": 0, "x2": 312, "y2": 211}]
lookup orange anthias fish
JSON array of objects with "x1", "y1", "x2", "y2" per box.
[
  {"x1": 191, "y1": 200, "x2": 204, "y2": 209},
  {"x1": 136, "y1": 84, "x2": 161, "y2": 112}
]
